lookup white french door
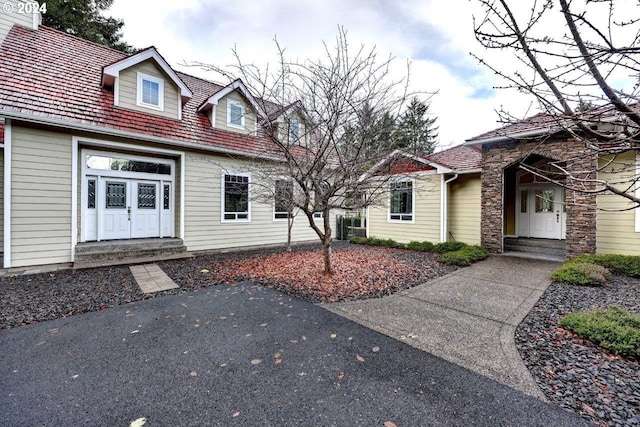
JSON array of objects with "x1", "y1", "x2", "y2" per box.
[
  {"x1": 517, "y1": 185, "x2": 566, "y2": 239},
  {"x1": 101, "y1": 179, "x2": 131, "y2": 240},
  {"x1": 131, "y1": 180, "x2": 160, "y2": 239}
]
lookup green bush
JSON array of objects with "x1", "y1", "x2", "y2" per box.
[
  {"x1": 432, "y1": 241, "x2": 467, "y2": 253},
  {"x1": 406, "y1": 241, "x2": 435, "y2": 252},
  {"x1": 551, "y1": 262, "x2": 611, "y2": 286},
  {"x1": 349, "y1": 236, "x2": 368, "y2": 245},
  {"x1": 560, "y1": 306, "x2": 640, "y2": 357},
  {"x1": 349, "y1": 236, "x2": 404, "y2": 248},
  {"x1": 576, "y1": 254, "x2": 640, "y2": 278},
  {"x1": 439, "y1": 245, "x2": 489, "y2": 266}
]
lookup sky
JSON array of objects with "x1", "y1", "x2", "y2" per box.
[{"x1": 107, "y1": 0, "x2": 542, "y2": 149}]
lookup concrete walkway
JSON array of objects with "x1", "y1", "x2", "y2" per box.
[{"x1": 322, "y1": 255, "x2": 561, "y2": 400}]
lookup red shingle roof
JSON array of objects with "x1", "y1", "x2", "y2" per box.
[
  {"x1": 465, "y1": 113, "x2": 560, "y2": 143},
  {"x1": 427, "y1": 144, "x2": 482, "y2": 172},
  {"x1": 0, "y1": 25, "x2": 281, "y2": 158}
]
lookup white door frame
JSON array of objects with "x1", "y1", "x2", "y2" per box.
[
  {"x1": 80, "y1": 148, "x2": 175, "y2": 242},
  {"x1": 516, "y1": 182, "x2": 566, "y2": 239}
]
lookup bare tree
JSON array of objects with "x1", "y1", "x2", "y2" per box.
[
  {"x1": 472, "y1": 0, "x2": 640, "y2": 206},
  {"x1": 192, "y1": 28, "x2": 427, "y2": 274}
]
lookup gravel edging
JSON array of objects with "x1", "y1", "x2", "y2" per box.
[{"x1": 516, "y1": 276, "x2": 640, "y2": 426}]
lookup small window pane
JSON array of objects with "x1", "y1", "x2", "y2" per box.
[
  {"x1": 87, "y1": 155, "x2": 171, "y2": 175},
  {"x1": 229, "y1": 103, "x2": 243, "y2": 126},
  {"x1": 520, "y1": 190, "x2": 527, "y2": 213},
  {"x1": 163, "y1": 184, "x2": 170, "y2": 210},
  {"x1": 106, "y1": 182, "x2": 126, "y2": 209},
  {"x1": 390, "y1": 181, "x2": 413, "y2": 220},
  {"x1": 142, "y1": 79, "x2": 160, "y2": 106},
  {"x1": 88, "y1": 179, "x2": 96, "y2": 209},
  {"x1": 274, "y1": 179, "x2": 293, "y2": 219},
  {"x1": 535, "y1": 189, "x2": 554, "y2": 213},
  {"x1": 138, "y1": 184, "x2": 156, "y2": 209},
  {"x1": 562, "y1": 188, "x2": 567, "y2": 213},
  {"x1": 289, "y1": 121, "x2": 301, "y2": 140}
]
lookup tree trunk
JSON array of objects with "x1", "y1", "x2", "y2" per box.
[
  {"x1": 322, "y1": 238, "x2": 333, "y2": 275},
  {"x1": 286, "y1": 211, "x2": 294, "y2": 252},
  {"x1": 322, "y1": 208, "x2": 333, "y2": 275}
]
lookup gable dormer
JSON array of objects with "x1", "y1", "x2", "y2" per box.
[
  {"x1": 269, "y1": 101, "x2": 310, "y2": 145},
  {"x1": 102, "y1": 47, "x2": 192, "y2": 120},
  {"x1": 198, "y1": 79, "x2": 261, "y2": 135}
]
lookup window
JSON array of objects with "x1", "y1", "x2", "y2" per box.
[
  {"x1": 227, "y1": 100, "x2": 245, "y2": 128},
  {"x1": 86, "y1": 155, "x2": 171, "y2": 175},
  {"x1": 520, "y1": 190, "x2": 527, "y2": 213},
  {"x1": 289, "y1": 120, "x2": 301, "y2": 141},
  {"x1": 313, "y1": 212, "x2": 324, "y2": 220},
  {"x1": 535, "y1": 189, "x2": 554, "y2": 213},
  {"x1": 389, "y1": 180, "x2": 413, "y2": 221},
  {"x1": 223, "y1": 174, "x2": 250, "y2": 221},
  {"x1": 87, "y1": 179, "x2": 96, "y2": 209},
  {"x1": 137, "y1": 72, "x2": 164, "y2": 110},
  {"x1": 106, "y1": 182, "x2": 127, "y2": 209},
  {"x1": 163, "y1": 184, "x2": 170, "y2": 210},
  {"x1": 274, "y1": 179, "x2": 293, "y2": 220},
  {"x1": 137, "y1": 184, "x2": 156, "y2": 209}
]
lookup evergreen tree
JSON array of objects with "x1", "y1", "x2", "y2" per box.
[
  {"x1": 394, "y1": 97, "x2": 438, "y2": 155},
  {"x1": 38, "y1": 0, "x2": 134, "y2": 53}
]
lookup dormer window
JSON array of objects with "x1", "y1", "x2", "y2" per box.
[
  {"x1": 137, "y1": 72, "x2": 164, "y2": 111},
  {"x1": 289, "y1": 120, "x2": 301, "y2": 141},
  {"x1": 227, "y1": 100, "x2": 245, "y2": 128}
]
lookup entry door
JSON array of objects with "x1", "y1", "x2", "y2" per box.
[
  {"x1": 101, "y1": 179, "x2": 131, "y2": 240},
  {"x1": 131, "y1": 181, "x2": 160, "y2": 238},
  {"x1": 530, "y1": 187, "x2": 563, "y2": 239}
]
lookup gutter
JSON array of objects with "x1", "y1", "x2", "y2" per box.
[
  {"x1": 0, "y1": 110, "x2": 285, "y2": 163},
  {"x1": 440, "y1": 173, "x2": 459, "y2": 242},
  {"x1": 464, "y1": 127, "x2": 553, "y2": 146}
]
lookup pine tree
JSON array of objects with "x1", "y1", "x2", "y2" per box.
[
  {"x1": 38, "y1": 0, "x2": 134, "y2": 53},
  {"x1": 394, "y1": 97, "x2": 438, "y2": 155}
]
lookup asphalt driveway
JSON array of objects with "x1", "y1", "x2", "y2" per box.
[{"x1": 1, "y1": 282, "x2": 587, "y2": 426}]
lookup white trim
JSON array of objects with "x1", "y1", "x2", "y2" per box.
[
  {"x1": 102, "y1": 47, "x2": 192, "y2": 102},
  {"x1": 388, "y1": 177, "x2": 415, "y2": 223},
  {"x1": 221, "y1": 172, "x2": 251, "y2": 223},
  {"x1": 71, "y1": 137, "x2": 78, "y2": 261},
  {"x1": 198, "y1": 79, "x2": 264, "y2": 120},
  {"x1": 227, "y1": 100, "x2": 246, "y2": 129},
  {"x1": 210, "y1": 106, "x2": 217, "y2": 128},
  {"x1": 177, "y1": 93, "x2": 182, "y2": 120},
  {"x1": 113, "y1": 76, "x2": 119, "y2": 106},
  {"x1": 3, "y1": 120, "x2": 11, "y2": 268},
  {"x1": 73, "y1": 137, "x2": 183, "y2": 243},
  {"x1": 441, "y1": 174, "x2": 459, "y2": 242},
  {"x1": 136, "y1": 72, "x2": 165, "y2": 111},
  {"x1": 636, "y1": 153, "x2": 640, "y2": 232}
]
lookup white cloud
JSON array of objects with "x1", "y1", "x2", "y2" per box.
[{"x1": 108, "y1": 0, "x2": 543, "y2": 146}]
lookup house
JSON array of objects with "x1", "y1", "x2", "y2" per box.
[
  {"x1": 466, "y1": 112, "x2": 640, "y2": 258},
  {"x1": 365, "y1": 144, "x2": 482, "y2": 245},
  {"x1": 366, "y1": 112, "x2": 639, "y2": 259},
  {"x1": 0, "y1": 3, "x2": 325, "y2": 269}
]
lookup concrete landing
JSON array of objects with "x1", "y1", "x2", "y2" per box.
[{"x1": 129, "y1": 264, "x2": 178, "y2": 294}]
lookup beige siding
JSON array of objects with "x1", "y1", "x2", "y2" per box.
[
  {"x1": 447, "y1": 173, "x2": 481, "y2": 245},
  {"x1": 11, "y1": 126, "x2": 72, "y2": 267},
  {"x1": 183, "y1": 153, "x2": 325, "y2": 252},
  {"x1": 0, "y1": 149, "x2": 3, "y2": 252},
  {"x1": 368, "y1": 174, "x2": 441, "y2": 243},
  {"x1": 118, "y1": 60, "x2": 180, "y2": 120},
  {"x1": 214, "y1": 91, "x2": 257, "y2": 135},
  {"x1": 0, "y1": 1, "x2": 38, "y2": 45},
  {"x1": 596, "y1": 152, "x2": 640, "y2": 255}
]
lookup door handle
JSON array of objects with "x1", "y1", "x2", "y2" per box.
[
  {"x1": 127, "y1": 207, "x2": 131, "y2": 221},
  {"x1": 556, "y1": 211, "x2": 559, "y2": 223}
]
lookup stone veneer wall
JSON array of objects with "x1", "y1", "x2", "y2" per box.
[{"x1": 480, "y1": 137, "x2": 597, "y2": 258}]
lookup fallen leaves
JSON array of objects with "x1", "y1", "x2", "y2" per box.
[
  {"x1": 196, "y1": 246, "x2": 450, "y2": 302},
  {"x1": 189, "y1": 370, "x2": 197, "y2": 377},
  {"x1": 356, "y1": 354, "x2": 365, "y2": 363},
  {"x1": 250, "y1": 359, "x2": 262, "y2": 365},
  {"x1": 372, "y1": 346, "x2": 380, "y2": 353},
  {"x1": 384, "y1": 421, "x2": 397, "y2": 427}
]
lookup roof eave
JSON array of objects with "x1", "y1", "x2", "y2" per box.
[{"x1": 465, "y1": 127, "x2": 554, "y2": 146}]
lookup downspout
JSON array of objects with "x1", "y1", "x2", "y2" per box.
[{"x1": 440, "y1": 173, "x2": 459, "y2": 242}]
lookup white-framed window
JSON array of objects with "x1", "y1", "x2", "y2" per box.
[
  {"x1": 289, "y1": 120, "x2": 301, "y2": 141},
  {"x1": 389, "y1": 179, "x2": 414, "y2": 222},
  {"x1": 313, "y1": 212, "x2": 324, "y2": 220},
  {"x1": 227, "y1": 100, "x2": 245, "y2": 128},
  {"x1": 222, "y1": 173, "x2": 250, "y2": 222},
  {"x1": 136, "y1": 72, "x2": 164, "y2": 111},
  {"x1": 274, "y1": 179, "x2": 294, "y2": 221}
]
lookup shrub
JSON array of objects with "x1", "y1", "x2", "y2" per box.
[
  {"x1": 551, "y1": 262, "x2": 611, "y2": 286},
  {"x1": 560, "y1": 306, "x2": 640, "y2": 357},
  {"x1": 588, "y1": 254, "x2": 640, "y2": 278},
  {"x1": 432, "y1": 241, "x2": 466, "y2": 253},
  {"x1": 406, "y1": 241, "x2": 435, "y2": 252},
  {"x1": 350, "y1": 236, "x2": 404, "y2": 249},
  {"x1": 349, "y1": 236, "x2": 368, "y2": 245},
  {"x1": 439, "y1": 245, "x2": 488, "y2": 266}
]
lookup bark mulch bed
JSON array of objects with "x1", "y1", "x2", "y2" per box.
[
  {"x1": 516, "y1": 276, "x2": 640, "y2": 427},
  {"x1": 0, "y1": 242, "x2": 457, "y2": 330}
]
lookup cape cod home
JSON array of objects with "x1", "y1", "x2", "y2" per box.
[{"x1": 0, "y1": 2, "x2": 323, "y2": 269}]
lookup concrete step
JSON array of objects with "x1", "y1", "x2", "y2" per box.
[
  {"x1": 503, "y1": 237, "x2": 565, "y2": 250},
  {"x1": 74, "y1": 238, "x2": 191, "y2": 269},
  {"x1": 504, "y1": 244, "x2": 565, "y2": 257},
  {"x1": 74, "y1": 252, "x2": 193, "y2": 270}
]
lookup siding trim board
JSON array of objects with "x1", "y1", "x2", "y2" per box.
[{"x1": 3, "y1": 120, "x2": 11, "y2": 268}]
